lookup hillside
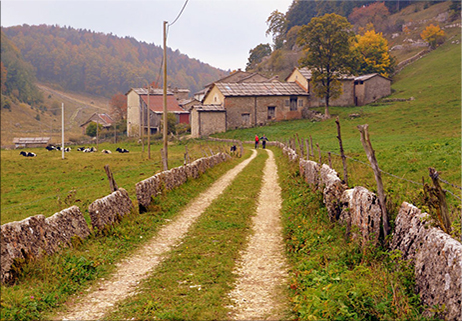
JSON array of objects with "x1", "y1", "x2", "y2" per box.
[
  {"x1": 247, "y1": 1, "x2": 460, "y2": 80},
  {"x1": 2, "y1": 25, "x2": 227, "y2": 98}
]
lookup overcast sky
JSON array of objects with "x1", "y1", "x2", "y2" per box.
[{"x1": 1, "y1": 0, "x2": 293, "y2": 71}]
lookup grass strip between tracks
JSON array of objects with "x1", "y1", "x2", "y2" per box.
[{"x1": 104, "y1": 150, "x2": 267, "y2": 320}]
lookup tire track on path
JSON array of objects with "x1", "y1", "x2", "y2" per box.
[
  {"x1": 55, "y1": 149, "x2": 257, "y2": 321},
  {"x1": 227, "y1": 148, "x2": 289, "y2": 320}
]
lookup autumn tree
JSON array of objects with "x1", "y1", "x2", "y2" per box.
[
  {"x1": 246, "y1": 44, "x2": 272, "y2": 71},
  {"x1": 266, "y1": 10, "x2": 287, "y2": 50},
  {"x1": 421, "y1": 24, "x2": 446, "y2": 49},
  {"x1": 297, "y1": 13, "x2": 355, "y2": 117},
  {"x1": 348, "y1": 2, "x2": 390, "y2": 32},
  {"x1": 109, "y1": 92, "x2": 127, "y2": 121},
  {"x1": 352, "y1": 25, "x2": 395, "y2": 77}
]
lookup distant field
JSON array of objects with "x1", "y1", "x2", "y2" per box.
[
  {"x1": 215, "y1": 38, "x2": 461, "y2": 224},
  {"x1": 0, "y1": 140, "x2": 231, "y2": 224}
]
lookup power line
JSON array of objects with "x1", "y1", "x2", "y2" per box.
[{"x1": 168, "y1": 0, "x2": 189, "y2": 27}]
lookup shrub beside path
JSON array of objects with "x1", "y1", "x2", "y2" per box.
[
  {"x1": 227, "y1": 149, "x2": 289, "y2": 320},
  {"x1": 55, "y1": 150, "x2": 258, "y2": 321}
]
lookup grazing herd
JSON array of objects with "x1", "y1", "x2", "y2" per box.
[{"x1": 19, "y1": 145, "x2": 129, "y2": 157}]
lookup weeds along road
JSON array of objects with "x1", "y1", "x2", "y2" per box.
[{"x1": 54, "y1": 148, "x2": 289, "y2": 320}]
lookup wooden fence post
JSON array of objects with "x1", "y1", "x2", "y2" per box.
[
  {"x1": 305, "y1": 139, "x2": 310, "y2": 160},
  {"x1": 184, "y1": 145, "x2": 190, "y2": 165},
  {"x1": 310, "y1": 135, "x2": 314, "y2": 158},
  {"x1": 239, "y1": 141, "x2": 243, "y2": 158},
  {"x1": 296, "y1": 133, "x2": 304, "y2": 158},
  {"x1": 357, "y1": 124, "x2": 389, "y2": 239},
  {"x1": 104, "y1": 165, "x2": 118, "y2": 193},
  {"x1": 316, "y1": 143, "x2": 321, "y2": 164},
  {"x1": 328, "y1": 152, "x2": 332, "y2": 168},
  {"x1": 428, "y1": 167, "x2": 451, "y2": 233},
  {"x1": 336, "y1": 117, "x2": 349, "y2": 186}
]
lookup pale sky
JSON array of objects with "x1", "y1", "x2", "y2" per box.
[{"x1": 1, "y1": 0, "x2": 293, "y2": 71}]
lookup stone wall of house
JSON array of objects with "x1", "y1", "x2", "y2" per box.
[
  {"x1": 309, "y1": 79, "x2": 355, "y2": 107},
  {"x1": 361, "y1": 76, "x2": 392, "y2": 106},
  {"x1": 88, "y1": 188, "x2": 134, "y2": 232},
  {"x1": 192, "y1": 110, "x2": 226, "y2": 138},
  {"x1": 1, "y1": 206, "x2": 90, "y2": 284},
  {"x1": 136, "y1": 152, "x2": 231, "y2": 212}
]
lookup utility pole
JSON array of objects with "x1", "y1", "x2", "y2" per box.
[
  {"x1": 162, "y1": 20, "x2": 168, "y2": 170},
  {"x1": 61, "y1": 103, "x2": 64, "y2": 160},
  {"x1": 147, "y1": 84, "x2": 151, "y2": 159}
]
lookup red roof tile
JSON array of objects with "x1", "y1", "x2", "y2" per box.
[{"x1": 140, "y1": 95, "x2": 188, "y2": 113}]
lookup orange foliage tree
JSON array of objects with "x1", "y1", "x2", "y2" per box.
[
  {"x1": 348, "y1": 2, "x2": 390, "y2": 32},
  {"x1": 109, "y1": 92, "x2": 127, "y2": 121},
  {"x1": 421, "y1": 24, "x2": 446, "y2": 49}
]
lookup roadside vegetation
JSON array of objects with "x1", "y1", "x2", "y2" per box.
[
  {"x1": 0, "y1": 148, "x2": 251, "y2": 321},
  {"x1": 275, "y1": 147, "x2": 439, "y2": 320}
]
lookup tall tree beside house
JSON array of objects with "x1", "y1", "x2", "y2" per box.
[
  {"x1": 246, "y1": 44, "x2": 272, "y2": 71},
  {"x1": 297, "y1": 13, "x2": 355, "y2": 118},
  {"x1": 266, "y1": 10, "x2": 287, "y2": 50},
  {"x1": 109, "y1": 92, "x2": 127, "y2": 121},
  {"x1": 352, "y1": 25, "x2": 395, "y2": 78}
]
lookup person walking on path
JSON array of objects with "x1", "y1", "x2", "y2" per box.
[
  {"x1": 260, "y1": 134, "x2": 268, "y2": 149},
  {"x1": 255, "y1": 135, "x2": 259, "y2": 149}
]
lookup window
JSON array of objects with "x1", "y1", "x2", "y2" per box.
[
  {"x1": 267, "y1": 106, "x2": 276, "y2": 119},
  {"x1": 285, "y1": 99, "x2": 290, "y2": 107},
  {"x1": 298, "y1": 99, "x2": 303, "y2": 107},
  {"x1": 242, "y1": 113, "x2": 250, "y2": 125},
  {"x1": 290, "y1": 96, "x2": 298, "y2": 111}
]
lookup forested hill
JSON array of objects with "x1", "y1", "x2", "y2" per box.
[{"x1": 2, "y1": 24, "x2": 227, "y2": 97}]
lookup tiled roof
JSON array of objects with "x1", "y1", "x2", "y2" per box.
[
  {"x1": 140, "y1": 95, "x2": 188, "y2": 113},
  {"x1": 127, "y1": 88, "x2": 174, "y2": 95},
  {"x1": 80, "y1": 113, "x2": 114, "y2": 127},
  {"x1": 193, "y1": 105, "x2": 225, "y2": 112},
  {"x1": 295, "y1": 67, "x2": 355, "y2": 80},
  {"x1": 354, "y1": 73, "x2": 391, "y2": 81},
  {"x1": 214, "y1": 82, "x2": 309, "y2": 97}
]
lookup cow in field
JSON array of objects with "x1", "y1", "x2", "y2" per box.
[
  {"x1": 46, "y1": 145, "x2": 57, "y2": 151},
  {"x1": 20, "y1": 151, "x2": 37, "y2": 157},
  {"x1": 102, "y1": 149, "x2": 112, "y2": 154},
  {"x1": 116, "y1": 148, "x2": 129, "y2": 153}
]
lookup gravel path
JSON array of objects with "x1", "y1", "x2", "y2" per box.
[
  {"x1": 55, "y1": 149, "x2": 257, "y2": 321},
  {"x1": 227, "y1": 148, "x2": 289, "y2": 320}
]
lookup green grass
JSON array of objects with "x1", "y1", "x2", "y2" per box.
[
  {"x1": 214, "y1": 39, "x2": 461, "y2": 233},
  {"x1": 104, "y1": 149, "x2": 268, "y2": 320},
  {"x1": 0, "y1": 139, "x2": 230, "y2": 224},
  {"x1": 275, "y1": 147, "x2": 441, "y2": 320},
  {"x1": 0, "y1": 147, "x2": 250, "y2": 321}
]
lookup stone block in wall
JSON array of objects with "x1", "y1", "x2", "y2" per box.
[
  {"x1": 390, "y1": 202, "x2": 432, "y2": 261},
  {"x1": 1, "y1": 215, "x2": 47, "y2": 284},
  {"x1": 415, "y1": 228, "x2": 462, "y2": 321},
  {"x1": 340, "y1": 186, "x2": 381, "y2": 247},
  {"x1": 45, "y1": 205, "x2": 90, "y2": 252},
  {"x1": 89, "y1": 188, "x2": 133, "y2": 231},
  {"x1": 158, "y1": 170, "x2": 175, "y2": 191},
  {"x1": 320, "y1": 164, "x2": 340, "y2": 188},
  {"x1": 302, "y1": 160, "x2": 320, "y2": 187},
  {"x1": 283, "y1": 146, "x2": 298, "y2": 162},
  {"x1": 136, "y1": 175, "x2": 161, "y2": 210},
  {"x1": 185, "y1": 162, "x2": 200, "y2": 179},
  {"x1": 1, "y1": 206, "x2": 90, "y2": 284}
]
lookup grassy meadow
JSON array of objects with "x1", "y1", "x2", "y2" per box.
[{"x1": 1, "y1": 139, "x2": 232, "y2": 224}]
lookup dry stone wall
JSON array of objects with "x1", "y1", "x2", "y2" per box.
[
  {"x1": 1, "y1": 206, "x2": 90, "y2": 284},
  {"x1": 88, "y1": 188, "x2": 133, "y2": 231},
  {"x1": 287, "y1": 143, "x2": 461, "y2": 320},
  {"x1": 136, "y1": 152, "x2": 231, "y2": 212}
]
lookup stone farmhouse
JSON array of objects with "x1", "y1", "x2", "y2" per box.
[
  {"x1": 286, "y1": 67, "x2": 391, "y2": 107},
  {"x1": 190, "y1": 68, "x2": 392, "y2": 137},
  {"x1": 126, "y1": 88, "x2": 189, "y2": 137},
  {"x1": 80, "y1": 113, "x2": 114, "y2": 134}
]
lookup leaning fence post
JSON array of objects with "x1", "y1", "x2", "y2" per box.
[
  {"x1": 239, "y1": 141, "x2": 243, "y2": 158},
  {"x1": 104, "y1": 165, "x2": 119, "y2": 193},
  {"x1": 336, "y1": 117, "x2": 349, "y2": 186},
  {"x1": 316, "y1": 143, "x2": 321, "y2": 164},
  {"x1": 357, "y1": 124, "x2": 389, "y2": 239},
  {"x1": 328, "y1": 152, "x2": 332, "y2": 168},
  {"x1": 428, "y1": 167, "x2": 451, "y2": 233}
]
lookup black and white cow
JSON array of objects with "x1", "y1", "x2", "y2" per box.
[
  {"x1": 116, "y1": 147, "x2": 129, "y2": 153},
  {"x1": 20, "y1": 151, "x2": 37, "y2": 157},
  {"x1": 101, "y1": 149, "x2": 112, "y2": 154},
  {"x1": 45, "y1": 145, "x2": 57, "y2": 151}
]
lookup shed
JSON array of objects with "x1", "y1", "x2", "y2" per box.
[
  {"x1": 190, "y1": 105, "x2": 226, "y2": 138},
  {"x1": 13, "y1": 137, "x2": 51, "y2": 149},
  {"x1": 80, "y1": 113, "x2": 114, "y2": 134},
  {"x1": 354, "y1": 74, "x2": 392, "y2": 106}
]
